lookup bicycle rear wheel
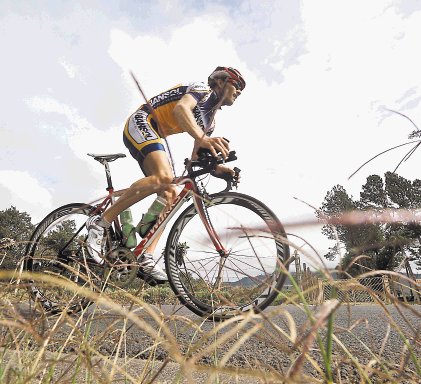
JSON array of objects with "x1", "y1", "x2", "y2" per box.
[
  {"x1": 165, "y1": 192, "x2": 290, "y2": 320},
  {"x1": 24, "y1": 203, "x2": 105, "y2": 314}
]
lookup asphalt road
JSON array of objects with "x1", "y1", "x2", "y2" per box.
[{"x1": 4, "y1": 303, "x2": 421, "y2": 383}]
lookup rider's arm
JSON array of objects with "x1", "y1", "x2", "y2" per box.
[
  {"x1": 173, "y1": 94, "x2": 229, "y2": 158},
  {"x1": 173, "y1": 94, "x2": 204, "y2": 141}
]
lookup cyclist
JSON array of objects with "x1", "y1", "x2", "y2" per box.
[{"x1": 86, "y1": 66, "x2": 246, "y2": 285}]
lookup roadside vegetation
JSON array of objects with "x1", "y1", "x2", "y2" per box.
[
  {"x1": 1, "y1": 243, "x2": 420, "y2": 382},
  {"x1": 1, "y1": 163, "x2": 421, "y2": 384}
]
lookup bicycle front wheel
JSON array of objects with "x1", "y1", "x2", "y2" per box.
[
  {"x1": 24, "y1": 203, "x2": 104, "y2": 314},
  {"x1": 165, "y1": 192, "x2": 290, "y2": 320}
]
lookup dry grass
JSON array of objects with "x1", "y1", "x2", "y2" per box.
[{"x1": 0, "y1": 246, "x2": 420, "y2": 383}]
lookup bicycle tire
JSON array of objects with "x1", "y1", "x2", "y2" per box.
[
  {"x1": 165, "y1": 192, "x2": 290, "y2": 321},
  {"x1": 24, "y1": 203, "x2": 105, "y2": 314}
]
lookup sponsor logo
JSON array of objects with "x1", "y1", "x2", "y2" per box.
[
  {"x1": 187, "y1": 82, "x2": 208, "y2": 92},
  {"x1": 132, "y1": 111, "x2": 157, "y2": 141},
  {"x1": 193, "y1": 106, "x2": 204, "y2": 129},
  {"x1": 149, "y1": 88, "x2": 183, "y2": 108}
]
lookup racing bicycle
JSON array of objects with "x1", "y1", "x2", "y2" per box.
[{"x1": 24, "y1": 149, "x2": 290, "y2": 320}]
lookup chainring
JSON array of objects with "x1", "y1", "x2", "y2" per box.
[{"x1": 104, "y1": 247, "x2": 138, "y2": 288}]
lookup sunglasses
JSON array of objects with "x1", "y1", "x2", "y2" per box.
[{"x1": 226, "y1": 78, "x2": 243, "y2": 91}]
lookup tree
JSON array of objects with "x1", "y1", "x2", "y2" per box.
[
  {"x1": 319, "y1": 172, "x2": 421, "y2": 276},
  {"x1": 41, "y1": 220, "x2": 77, "y2": 253},
  {"x1": 0, "y1": 206, "x2": 34, "y2": 268}
]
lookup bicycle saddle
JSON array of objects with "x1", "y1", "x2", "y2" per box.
[{"x1": 87, "y1": 153, "x2": 126, "y2": 162}]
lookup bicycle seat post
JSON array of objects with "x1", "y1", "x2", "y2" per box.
[
  {"x1": 87, "y1": 153, "x2": 126, "y2": 196},
  {"x1": 100, "y1": 159, "x2": 114, "y2": 192}
]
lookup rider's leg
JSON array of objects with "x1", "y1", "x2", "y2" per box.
[
  {"x1": 142, "y1": 151, "x2": 178, "y2": 255},
  {"x1": 103, "y1": 150, "x2": 177, "y2": 283},
  {"x1": 85, "y1": 173, "x2": 165, "y2": 262},
  {"x1": 102, "y1": 151, "x2": 177, "y2": 224},
  {"x1": 87, "y1": 108, "x2": 176, "y2": 283},
  {"x1": 86, "y1": 151, "x2": 173, "y2": 260}
]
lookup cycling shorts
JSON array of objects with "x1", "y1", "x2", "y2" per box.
[{"x1": 123, "y1": 105, "x2": 166, "y2": 173}]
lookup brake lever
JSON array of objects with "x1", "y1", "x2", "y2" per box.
[
  {"x1": 213, "y1": 166, "x2": 241, "y2": 192},
  {"x1": 232, "y1": 167, "x2": 241, "y2": 189}
]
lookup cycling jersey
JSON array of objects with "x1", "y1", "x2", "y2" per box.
[
  {"x1": 148, "y1": 82, "x2": 218, "y2": 136},
  {"x1": 123, "y1": 82, "x2": 220, "y2": 169}
]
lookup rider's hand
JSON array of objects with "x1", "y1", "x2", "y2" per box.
[
  {"x1": 192, "y1": 136, "x2": 230, "y2": 159},
  {"x1": 215, "y1": 164, "x2": 241, "y2": 184}
]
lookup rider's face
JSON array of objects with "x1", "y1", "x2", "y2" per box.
[
  {"x1": 222, "y1": 82, "x2": 241, "y2": 106},
  {"x1": 215, "y1": 79, "x2": 242, "y2": 106}
]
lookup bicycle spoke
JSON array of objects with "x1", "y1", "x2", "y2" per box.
[
  {"x1": 166, "y1": 192, "x2": 289, "y2": 320},
  {"x1": 24, "y1": 203, "x2": 106, "y2": 314}
]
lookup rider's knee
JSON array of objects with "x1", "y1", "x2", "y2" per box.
[
  {"x1": 161, "y1": 185, "x2": 178, "y2": 202},
  {"x1": 152, "y1": 173, "x2": 174, "y2": 187},
  {"x1": 152, "y1": 174, "x2": 178, "y2": 203}
]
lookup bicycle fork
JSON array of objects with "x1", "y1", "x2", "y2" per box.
[{"x1": 193, "y1": 194, "x2": 229, "y2": 291}]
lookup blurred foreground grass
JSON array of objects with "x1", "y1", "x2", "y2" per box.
[{"x1": 0, "y1": 267, "x2": 420, "y2": 383}]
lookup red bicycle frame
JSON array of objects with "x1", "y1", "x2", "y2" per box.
[
  {"x1": 95, "y1": 178, "x2": 228, "y2": 259},
  {"x1": 133, "y1": 179, "x2": 228, "y2": 257},
  {"x1": 90, "y1": 153, "x2": 230, "y2": 261}
]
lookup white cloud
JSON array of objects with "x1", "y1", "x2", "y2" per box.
[
  {"x1": 25, "y1": 95, "x2": 136, "y2": 198},
  {"x1": 2, "y1": 1, "x2": 421, "y2": 266},
  {"x1": 26, "y1": 96, "x2": 115, "y2": 157},
  {"x1": 104, "y1": 4, "x2": 421, "y2": 262},
  {"x1": 58, "y1": 57, "x2": 78, "y2": 79},
  {"x1": 0, "y1": 171, "x2": 53, "y2": 222},
  {"x1": 108, "y1": 16, "x2": 242, "y2": 96}
]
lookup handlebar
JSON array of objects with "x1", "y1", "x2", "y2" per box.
[
  {"x1": 184, "y1": 148, "x2": 241, "y2": 192},
  {"x1": 212, "y1": 166, "x2": 241, "y2": 192}
]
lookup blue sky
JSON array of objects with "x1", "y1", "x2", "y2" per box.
[{"x1": 1, "y1": 0, "x2": 421, "y2": 268}]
